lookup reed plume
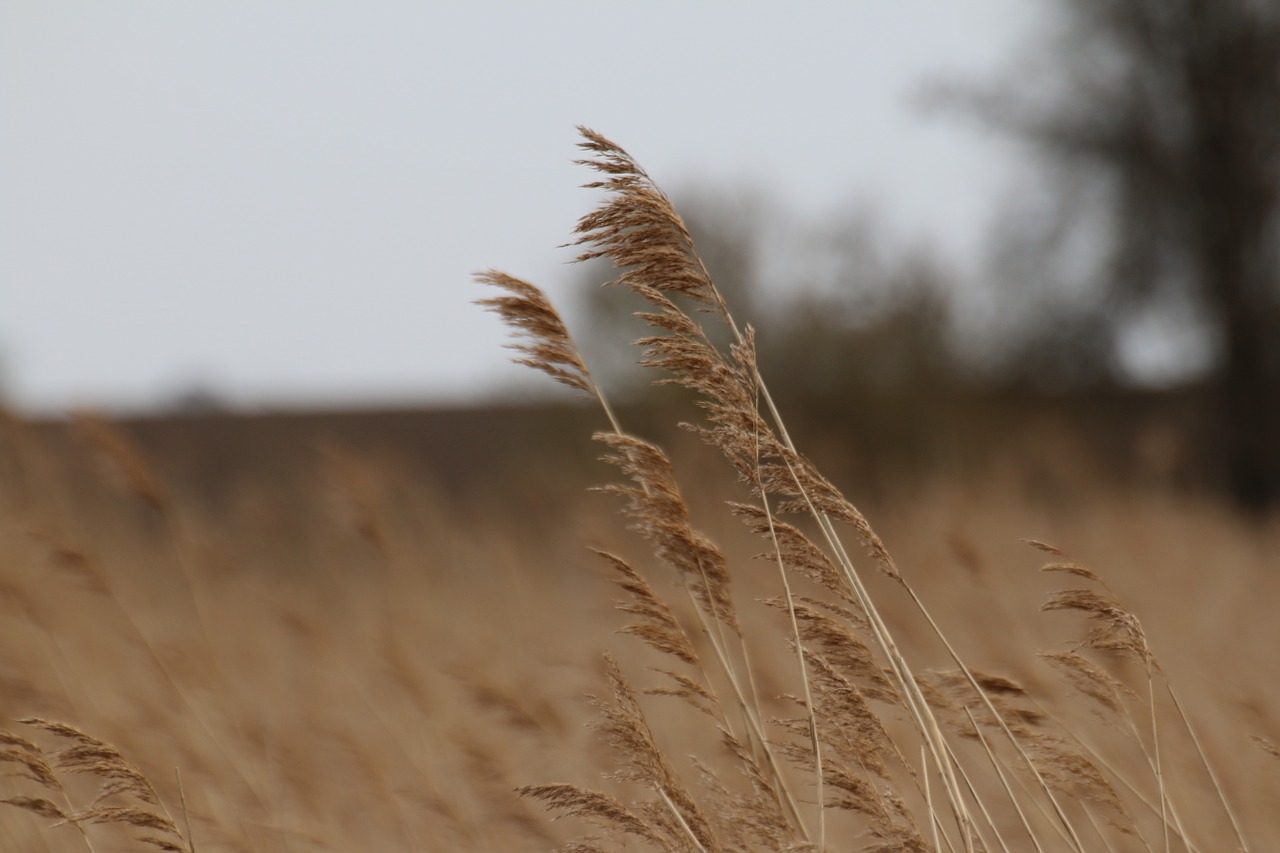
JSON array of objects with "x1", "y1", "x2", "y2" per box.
[
  {"x1": 2, "y1": 718, "x2": 192, "y2": 852},
  {"x1": 482, "y1": 126, "x2": 1262, "y2": 852}
]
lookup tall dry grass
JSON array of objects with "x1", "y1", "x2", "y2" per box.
[
  {"x1": 0, "y1": 129, "x2": 1276, "y2": 852},
  {"x1": 477, "y1": 128, "x2": 1280, "y2": 852},
  {"x1": 0, "y1": 410, "x2": 618, "y2": 851}
]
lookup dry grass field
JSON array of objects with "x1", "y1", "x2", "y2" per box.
[
  {"x1": 1, "y1": 404, "x2": 1277, "y2": 852},
  {"x1": 2, "y1": 129, "x2": 1278, "y2": 851}
]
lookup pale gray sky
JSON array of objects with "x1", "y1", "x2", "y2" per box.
[{"x1": 2, "y1": 1, "x2": 1039, "y2": 413}]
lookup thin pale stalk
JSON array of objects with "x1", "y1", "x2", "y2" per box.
[
  {"x1": 656, "y1": 787, "x2": 710, "y2": 853},
  {"x1": 679, "y1": 583, "x2": 809, "y2": 838},
  {"x1": 1116, "y1": 697, "x2": 1195, "y2": 850},
  {"x1": 788, "y1": 468, "x2": 976, "y2": 850},
  {"x1": 1147, "y1": 668, "x2": 1169, "y2": 853},
  {"x1": 764, "y1": 526, "x2": 823, "y2": 849},
  {"x1": 52, "y1": 547, "x2": 274, "y2": 822},
  {"x1": 1080, "y1": 803, "x2": 1121, "y2": 853},
  {"x1": 582, "y1": 337, "x2": 809, "y2": 841},
  {"x1": 902, "y1": 585, "x2": 1087, "y2": 853},
  {"x1": 775, "y1": 466, "x2": 976, "y2": 851},
  {"x1": 1033, "y1": 701, "x2": 1191, "y2": 853},
  {"x1": 750, "y1": 402, "x2": 823, "y2": 848},
  {"x1": 699, "y1": 299, "x2": 979, "y2": 847},
  {"x1": 592, "y1": 383, "x2": 625, "y2": 439},
  {"x1": 1165, "y1": 682, "x2": 1248, "y2": 852},
  {"x1": 176, "y1": 768, "x2": 195, "y2": 853},
  {"x1": 963, "y1": 707, "x2": 1039, "y2": 853},
  {"x1": 658, "y1": 251, "x2": 963, "y2": 836},
  {"x1": 942, "y1": 734, "x2": 1003, "y2": 853},
  {"x1": 63, "y1": 805, "x2": 97, "y2": 853},
  {"x1": 924, "y1": 746, "x2": 941, "y2": 853}
]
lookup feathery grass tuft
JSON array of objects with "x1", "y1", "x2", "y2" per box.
[
  {"x1": 2, "y1": 719, "x2": 192, "y2": 852},
  {"x1": 482, "y1": 126, "x2": 1265, "y2": 853}
]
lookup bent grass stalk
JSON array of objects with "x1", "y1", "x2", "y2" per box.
[{"x1": 481, "y1": 126, "x2": 1256, "y2": 852}]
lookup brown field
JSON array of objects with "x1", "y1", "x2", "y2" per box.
[
  {"x1": 0, "y1": 398, "x2": 1276, "y2": 852},
  {"x1": 3, "y1": 129, "x2": 1278, "y2": 851}
]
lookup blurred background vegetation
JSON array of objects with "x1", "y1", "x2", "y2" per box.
[
  {"x1": 575, "y1": 0, "x2": 1280, "y2": 512},
  {"x1": 6, "y1": 0, "x2": 1278, "y2": 515}
]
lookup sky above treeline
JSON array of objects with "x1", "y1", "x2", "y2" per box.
[{"x1": 2, "y1": 1, "x2": 1041, "y2": 413}]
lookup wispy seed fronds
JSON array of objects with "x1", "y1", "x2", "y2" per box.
[
  {"x1": 803, "y1": 651, "x2": 894, "y2": 778},
  {"x1": 558, "y1": 842, "x2": 611, "y2": 853},
  {"x1": 593, "y1": 655, "x2": 721, "y2": 852},
  {"x1": 1028, "y1": 734, "x2": 1130, "y2": 820},
  {"x1": 765, "y1": 599, "x2": 895, "y2": 706},
  {"x1": 1041, "y1": 589, "x2": 1153, "y2": 665},
  {"x1": 1042, "y1": 561, "x2": 1105, "y2": 586},
  {"x1": 643, "y1": 670, "x2": 719, "y2": 720},
  {"x1": 19, "y1": 719, "x2": 96, "y2": 744},
  {"x1": 712, "y1": 729, "x2": 791, "y2": 843},
  {"x1": 1, "y1": 796, "x2": 67, "y2": 820},
  {"x1": 1252, "y1": 735, "x2": 1280, "y2": 761},
  {"x1": 768, "y1": 456, "x2": 900, "y2": 581},
  {"x1": 475, "y1": 270, "x2": 597, "y2": 397},
  {"x1": 75, "y1": 805, "x2": 178, "y2": 835},
  {"x1": 517, "y1": 783, "x2": 658, "y2": 845},
  {"x1": 634, "y1": 291, "x2": 705, "y2": 339},
  {"x1": 597, "y1": 548, "x2": 700, "y2": 667},
  {"x1": 1041, "y1": 651, "x2": 1135, "y2": 718},
  {"x1": 595, "y1": 432, "x2": 739, "y2": 634},
  {"x1": 921, "y1": 669, "x2": 1044, "y2": 738},
  {"x1": 574, "y1": 127, "x2": 719, "y2": 309},
  {"x1": 639, "y1": 332, "x2": 752, "y2": 414},
  {"x1": 7, "y1": 720, "x2": 188, "y2": 852},
  {"x1": 0, "y1": 731, "x2": 41, "y2": 755},
  {"x1": 733, "y1": 503, "x2": 854, "y2": 605},
  {"x1": 819, "y1": 758, "x2": 929, "y2": 852},
  {"x1": 1024, "y1": 539, "x2": 1067, "y2": 556},
  {"x1": 0, "y1": 745, "x2": 60, "y2": 791},
  {"x1": 21, "y1": 720, "x2": 163, "y2": 809}
]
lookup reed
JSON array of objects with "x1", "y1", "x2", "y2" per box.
[
  {"x1": 481, "y1": 127, "x2": 1273, "y2": 852},
  {"x1": 0, "y1": 129, "x2": 1275, "y2": 853}
]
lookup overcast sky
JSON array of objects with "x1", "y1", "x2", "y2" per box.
[{"x1": 2, "y1": 2, "x2": 1040, "y2": 414}]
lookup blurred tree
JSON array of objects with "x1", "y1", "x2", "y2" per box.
[{"x1": 957, "y1": 0, "x2": 1280, "y2": 509}]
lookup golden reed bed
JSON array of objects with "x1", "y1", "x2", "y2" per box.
[{"x1": 1, "y1": 129, "x2": 1278, "y2": 851}]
